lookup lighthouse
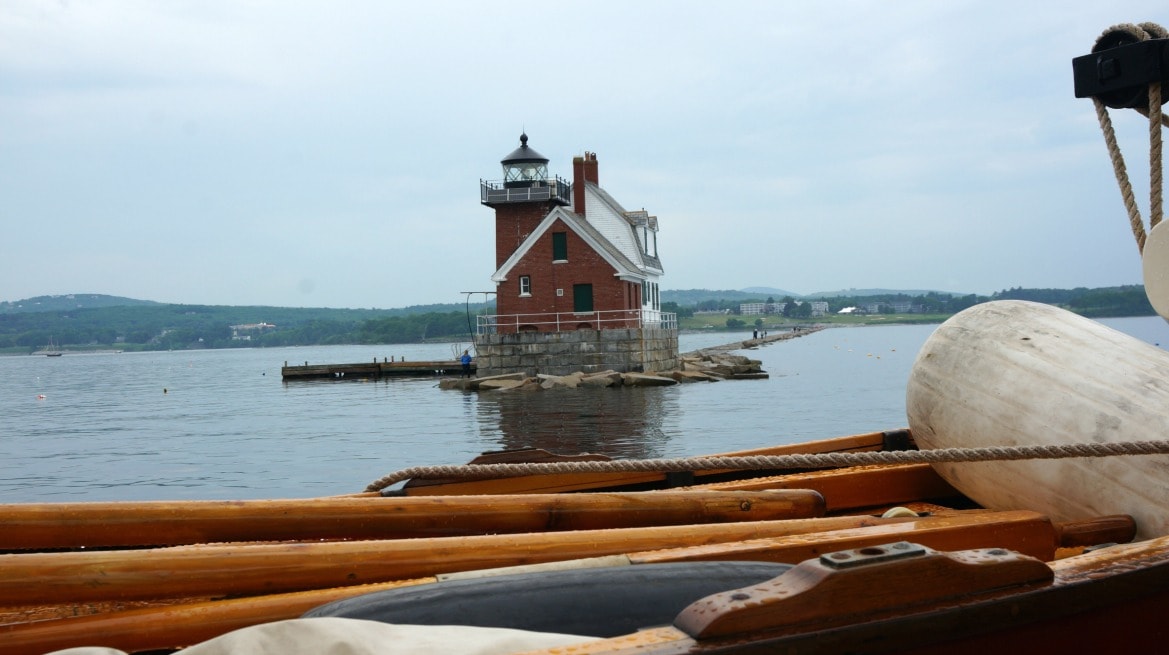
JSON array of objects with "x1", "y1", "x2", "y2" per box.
[{"x1": 476, "y1": 134, "x2": 677, "y2": 376}]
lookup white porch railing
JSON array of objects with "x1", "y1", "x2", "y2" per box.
[{"x1": 476, "y1": 310, "x2": 677, "y2": 335}]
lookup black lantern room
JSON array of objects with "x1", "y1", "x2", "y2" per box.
[
  {"x1": 501, "y1": 133, "x2": 549, "y2": 188},
  {"x1": 480, "y1": 133, "x2": 571, "y2": 207}
]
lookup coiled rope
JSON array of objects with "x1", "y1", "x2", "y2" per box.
[
  {"x1": 1092, "y1": 22, "x2": 1167, "y2": 253},
  {"x1": 364, "y1": 439, "x2": 1169, "y2": 493}
]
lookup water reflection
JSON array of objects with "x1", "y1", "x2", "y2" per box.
[{"x1": 474, "y1": 386, "x2": 678, "y2": 460}]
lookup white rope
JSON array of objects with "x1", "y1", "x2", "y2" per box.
[
  {"x1": 1091, "y1": 22, "x2": 1167, "y2": 253},
  {"x1": 365, "y1": 440, "x2": 1169, "y2": 493},
  {"x1": 1149, "y1": 80, "x2": 1164, "y2": 229}
]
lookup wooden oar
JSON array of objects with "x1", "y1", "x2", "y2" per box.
[
  {"x1": 628, "y1": 509, "x2": 1061, "y2": 565},
  {"x1": 0, "y1": 579, "x2": 436, "y2": 655},
  {"x1": 0, "y1": 490, "x2": 825, "y2": 551},
  {"x1": 394, "y1": 430, "x2": 905, "y2": 496},
  {"x1": 0, "y1": 512, "x2": 1129, "y2": 655},
  {"x1": 0, "y1": 514, "x2": 944, "y2": 606},
  {"x1": 0, "y1": 510, "x2": 1115, "y2": 609},
  {"x1": 689, "y1": 463, "x2": 963, "y2": 511}
]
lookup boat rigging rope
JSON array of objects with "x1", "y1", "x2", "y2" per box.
[
  {"x1": 1092, "y1": 22, "x2": 1167, "y2": 253},
  {"x1": 364, "y1": 439, "x2": 1169, "y2": 493}
]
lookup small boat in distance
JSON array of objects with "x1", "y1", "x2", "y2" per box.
[{"x1": 38, "y1": 337, "x2": 63, "y2": 357}]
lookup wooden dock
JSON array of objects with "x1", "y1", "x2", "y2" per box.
[{"x1": 281, "y1": 358, "x2": 474, "y2": 381}]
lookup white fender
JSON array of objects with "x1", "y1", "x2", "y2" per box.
[
  {"x1": 1143, "y1": 220, "x2": 1169, "y2": 322},
  {"x1": 906, "y1": 300, "x2": 1169, "y2": 540}
]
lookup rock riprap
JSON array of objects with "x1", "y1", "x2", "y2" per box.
[{"x1": 439, "y1": 351, "x2": 767, "y2": 392}]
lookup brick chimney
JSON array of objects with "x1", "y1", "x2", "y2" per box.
[{"x1": 572, "y1": 151, "x2": 599, "y2": 216}]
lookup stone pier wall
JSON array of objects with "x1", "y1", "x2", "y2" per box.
[{"x1": 476, "y1": 327, "x2": 678, "y2": 377}]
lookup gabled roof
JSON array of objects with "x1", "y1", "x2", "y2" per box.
[
  {"x1": 491, "y1": 206, "x2": 646, "y2": 283},
  {"x1": 583, "y1": 183, "x2": 663, "y2": 275}
]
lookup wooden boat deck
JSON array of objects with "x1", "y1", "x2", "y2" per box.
[{"x1": 0, "y1": 430, "x2": 1157, "y2": 655}]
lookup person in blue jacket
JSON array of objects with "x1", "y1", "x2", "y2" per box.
[{"x1": 460, "y1": 350, "x2": 473, "y2": 378}]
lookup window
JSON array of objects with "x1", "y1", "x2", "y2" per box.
[
  {"x1": 641, "y1": 280, "x2": 660, "y2": 309},
  {"x1": 519, "y1": 276, "x2": 531, "y2": 296},
  {"x1": 639, "y1": 226, "x2": 658, "y2": 257},
  {"x1": 505, "y1": 162, "x2": 547, "y2": 184},
  {"x1": 573, "y1": 284, "x2": 594, "y2": 312},
  {"x1": 552, "y1": 232, "x2": 567, "y2": 261}
]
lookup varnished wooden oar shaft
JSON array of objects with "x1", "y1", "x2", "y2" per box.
[
  {"x1": 0, "y1": 514, "x2": 918, "y2": 606},
  {"x1": 0, "y1": 490, "x2": 824, "y2": 550},
  {"x1": 690, "y1": 463, "x2": 962, "y2": 511},
  {"x1": 1053, "y1": 515, "x2": 1136, "y2": 547},
  {"x1": 629, "y1": 510, "x2": 1058, "y2": 564},
  {"x1": 0, "y1": 578, "x2": 435, "y2": 655}
]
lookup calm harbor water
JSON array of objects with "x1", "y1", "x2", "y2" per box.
[{"x1": 2, "y1": 317, "x2": 1167, "y2": 503}]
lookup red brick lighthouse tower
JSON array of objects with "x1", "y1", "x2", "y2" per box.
[{"x1": 482, "y1": 133, "x2": 574, "y2": 281}]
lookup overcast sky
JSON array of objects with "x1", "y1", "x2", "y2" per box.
[{"x1": 2, "y1": 1, "x2": 1164, "y2": 309}]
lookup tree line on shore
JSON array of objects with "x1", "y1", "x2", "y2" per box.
[
  {"x1": 665, "y1": 286, "x2": 1154, "y2": 321},
  {"x1": 0, "y1": 285, "x2": 1153, "y2": 352}
]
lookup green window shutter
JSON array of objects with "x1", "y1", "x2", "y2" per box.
[{"x1": 552, "y1": 232, "x2": 567, "y2": 261}]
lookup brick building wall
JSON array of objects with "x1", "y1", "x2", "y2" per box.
[
  {"x1": 496, "y1": 217, "x2": 639, "y2": 326},
  {"x1": 494, "y1": 202, "x2": 557, "y2": 269}
]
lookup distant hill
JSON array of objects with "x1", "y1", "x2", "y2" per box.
[
  {"x1": 0, "y1": 294, "x2": 162, "y2": 314},
  {"x1": 6, "y1": 290, "x2": 963, "y2": 315},
  {"x1": 0, "y1": 296, "x2": 495, "y2": 352},
  {"x1": 662, "y1": 287, "x2": 959, "y2": 305},
  {"x1": 803, "y1": 288, "x2": 964, "y2": 298},
  {"x1": 0, "y1": 294, "x2": 493, "y2": 317},
  {"x1": 0, "y1": 286, "x2": 1152, "y2": 352},
  {"x1": 738, "y1": 286, "x2": 801, "y2": 297},
  {"x1": 662, "y1": 289, "x2": 780, "y2": 306},
  {"x1": 382, "y1": 301, "x2": 495, "y2": 316}
]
